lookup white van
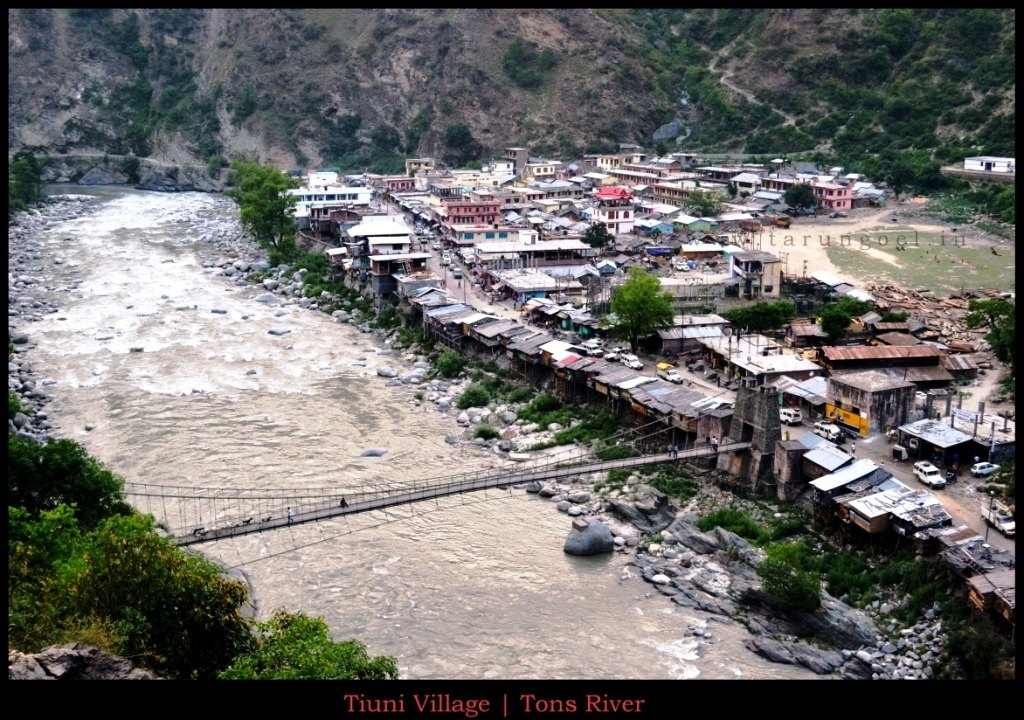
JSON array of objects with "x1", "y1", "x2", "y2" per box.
[
  {"x1": 779, "y1": 408, "x2": 803, "y2": 426},
  {"x1": 813, "y1": 421, "x2": 843, "y2": 442}
]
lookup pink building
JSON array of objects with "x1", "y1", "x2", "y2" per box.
[{"x1": 813, "y1": 183, "x2": 852, "y2": 210}]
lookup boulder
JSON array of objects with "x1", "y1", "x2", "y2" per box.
[
  {"x1": 359, "y1": 448, "x2": 388, "y2": 458},
  {"x1": 567, "y1": 490, "x2": 591, "y2": 504},
  {"x1": 606, "y1": 490, "x2": 676, "y2": 534},
  {"x1": 8, "y1": 644, "x2": 158, "y2": 680},
  {"x1": 744, "y1": 637, "x2": 842, "y2": 675},
  {"x1": 564, "y1": 521, "x2": 615, "y2": 556},
  {"x1": 524, "y1": 481, "x2": 543, "y2": 494},
  {"x1": 665, "y1": 519, "x2": 720, "y2": 555},
  {"x1": 267, "y1": 328, "x2": 291, "y2": 336},
  {"x1": 254, "y1": 293, "x2": 279, "y2": 305},
  {"x1": 376, "y1": 367, "x2": 398, "y2": 378},
  {"x1": 262, "y1": 279, "x2": 279, "y2": 291}
]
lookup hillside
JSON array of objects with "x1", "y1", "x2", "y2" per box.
[{"x1": 7, "y1": 8, "x2": 1016, "y2": 175}]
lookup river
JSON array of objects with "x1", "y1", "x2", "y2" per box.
[{"x1": 15, "y1": 186, "x2": 814, "y2": 679}]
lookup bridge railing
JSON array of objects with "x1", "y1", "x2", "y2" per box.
[{"x1": 125, "y1": 418, "x2": 682, "y2": 539}]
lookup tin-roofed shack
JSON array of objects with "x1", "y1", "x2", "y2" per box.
[{"x1": 896, "y1": 418, "x2": 974, "y2": 467}]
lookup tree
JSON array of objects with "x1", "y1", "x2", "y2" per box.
[
  {"x1": 219, "y1": 612, "x2": 398, "y2": 680},
  {"x1": 818, "y1": 296, "x2": 875, "y2": 343},
  {"x1": 757, "y1": 542, "x2": 822, "y2": 613},
  {"x1": 966, "y1": 298, "x2": 1015, "y2": 369},
  {"x1": 502, "y1": 39, "x2": 558, "y2": 89},
  {"x1": 727, "y1": 181, "x2": 738, "y2": 198},
  {"x1": 722, "y1": 300, "x2": 795, "y2": 333},
  {"x1": 820, "y1": 304, "x2": 854, "y2": 343},
  {"x1": 370, "y1": 125, "x2": 402, "y2": 152},
  {"x1": 227, "y1": 160, "x2": 299, "y2": 265},
  {"x1": 71, "y1": 512, "x2": 254, "y2": 678},
  {"x1": 610, "y1": 267, "x2": 676, "y2": 351},
  {"x1": 582, "y1": 223, "x2": 614, "y2": 249},
  {"x1": 687, "y1": 190, "x2": 724, "y2": 217},
  {"x1": 8, "y1": 435, "x2": 130, "y2": 530},
  {"x1": 784, "y1": 183, "x2": 816, "y2": 210},
  {"x1": 9, "y1": 151, "x2": 44, "y2": 216},
  {"x1": 442, "y1": 124, "x2": 483, "y2": 167}
]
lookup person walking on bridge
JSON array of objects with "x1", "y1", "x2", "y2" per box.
[{"x1": 287, "y1": 506, "x2": 293, "y2": 525}]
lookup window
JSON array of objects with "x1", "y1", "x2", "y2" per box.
[
  {"x1": 498, "y1": 232, "x2": 508, "y2": 239},
  {"x1": 486, "y1": 232, "x2": 495, "y2": 239}
]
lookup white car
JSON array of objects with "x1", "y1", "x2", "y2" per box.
[
  {"x1": 812, "y1": 421, "x2": 843, "y2": 442},
  {"x1": 971, "y1": 462, "x2": 1000, "y2": 478},
  {"x1": 621, "y1": 354, "x2": 643, "y2": 370},
  {"x1": 779, "y1": 408, "x2": 803, "y2": 426},
  {"x1": 658, "y1": 369, "x2": 684, "y2": 384},
  {"x1": 603, "y1": 350, "x2": 621, "y2": 362},
  {"x1": 431, "y1": 242, "x2": 441, "y2": 251},
  {"x1": 913, "y1": 461, "x2": 946, "y2": 488}
]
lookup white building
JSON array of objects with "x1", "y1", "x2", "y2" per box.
[
  {"x1": 963, "y1": 156, "x2": 1015, "y2": 174},
  {"x1": 288, "y1": 172, "x2": 373, "y2": 216},
  {"x1": 346, "y1": 215, "x2": 413, "y2": 255}
]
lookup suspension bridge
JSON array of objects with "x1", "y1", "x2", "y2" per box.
[{"x1": 123, "y1": 420, "x2": 749, "y2": 548}]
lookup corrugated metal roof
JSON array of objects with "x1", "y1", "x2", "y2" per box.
[
  {"x1": 942, "y1": 354, "x2": 979, "y2": 371},
  {"x1": 898, "y1": 418, "x2": 973, "y2": 448},
  {"x1": 875, "y1": 332, "x2": 920, "y2": 346},
  {"x1": 902, "y1": 366, "x2": 954, "y2": 383},
  {"x1": 823, "y1": 345, "x2": 941, "y2": 361},
  {"x1": 809, "y1": 458, "x2": 879, "y2": 492},
  {"x1": 804, "y1": 445, "x2": 853, "y2": 472}
]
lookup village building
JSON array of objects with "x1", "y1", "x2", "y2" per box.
[
  {"x1": 698, "y1": 334, "x2": 823, "y2": 386},
  {"x1": 591, "y1": 186, "x2": 635, "y2": 235},
  {"x1": 346, "y1": 215, "x2": 413, "y2": 257},
  {"x1": 729, "y1": 250, "x2": 782, "y2": 299},
  {"x1": 963, "y1": 156, "x2": 1015, "y2": 174},
  {"x1": 405, "y1": 157, "x2": 435, "y2": 175},
  {"x1": 826, "y1": 370, "x2": 916, "y2": 437},
  {"x1": 820, "y1": 345, "x2": 953, "y2": 390}
]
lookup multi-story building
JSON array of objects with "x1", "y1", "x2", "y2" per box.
[
  {"x1": 441, "y1": 196, "x2": 502, "y2": 226},
  {"x1": 505, "y1": 147, "x2": 530, "y2": 177},
  {"x1": 592, "y1": 186, "x2": 634, "y2": 235},
  {"x1": 405, "y1": 158, "x2": 435, "y2": 175},
  {"x1": 523, "y1": 161, "x2": 563, "y2": 183},
  {"x1": 729, "y1": 250, "x2": 783, "y2": 299}
]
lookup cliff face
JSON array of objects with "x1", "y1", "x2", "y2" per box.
[
  {"x1": 8, "y1": 9, "x2": 1015, "y2": 172},
  {"x1": 9, "y1": 644, "x2": 159, "y2": 680}
]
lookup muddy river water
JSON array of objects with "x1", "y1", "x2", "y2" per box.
[{"x1": 17, "y1": 186, "x2": 814, "y2": 679}]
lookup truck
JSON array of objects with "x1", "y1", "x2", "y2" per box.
[{"x1": 982, "y1": 502, "x2": 1015, "y2": 538}]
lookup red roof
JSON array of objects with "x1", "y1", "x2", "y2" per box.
[{"x1": 595, "y1": 186, "x2": 633, "y2": 201}]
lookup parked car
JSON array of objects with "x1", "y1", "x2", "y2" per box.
[
  {"x1": 451, "y1": 268, "x2": 463, "y2": 279},
  {"x1": 658, "y1": 368, "x2": 684, "y2": 383},
  {"x1": 982, "y1": 502, "x2": 1015, "y2": 538},
  {"x1": 812, "y1": 421, "x2": 843, "y2": 442},
  {"x1": 913, "y1": 461, "x2": 946, "y2": 488},
  {"x1": 621, "y1": 354, "x2": 644, "y2": 370},
  {"x1": 431, "y1": 242, "x2": 441, "y2": 251},
  {"x1": 603, "y1": 349, "x2": 622, "y2": 362},
  {"x1": 779, "y1": 408, "x2": 803, "y2": 426},
  {"x1": 971, "y1": 461, "x2": 1001, "y2": 478}
]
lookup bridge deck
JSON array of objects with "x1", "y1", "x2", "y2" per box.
[{"x1": 173, "y1": 442, "x2": 750, "y2": 546}]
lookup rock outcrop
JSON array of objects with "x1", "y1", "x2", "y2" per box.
[{"x1": 9, "y1": 644, "x2": 159, "y2": 680}]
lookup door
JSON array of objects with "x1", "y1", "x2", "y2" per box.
[{"x1": 985, "y1": 162, "x2": 993, "y2": 172}]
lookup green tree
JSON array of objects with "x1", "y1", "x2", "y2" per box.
[
  {"x1": 434, "y1": 350, "x2": 466, "y2": 378},
  {"x1": 611, "y1": 267, "x2": 676, "y2": 351},
  {"x1": 370, "y1": 125, "x2": 402, "y2": 152},
  {"x1": 442, "y1": 124, "x2": 483, "y2": 167},
  {"x1": 582, "y1": 223, "x2": 614, "y2": 249},
  {"x1": 9, "y1": 151, "x2": 44, "y2": 216},
  {"x1": 227, "y1": 160, "x2": 299, "y2": 265},
  {"x1": 820, "y1": 304, "x2": 854, "y2": 343},
  {"x1": 966, "y1": 298, "x2": 1015, "y2": 369},
  {"x1": 219, "y1": 612, "x2": 398, "y2": 679},
  {"x1": 784, "y1": 183, "x2": 816, "y2": 210},
  {"x1": 8, "y1": 435, "x2": 130, "y2": 530},
  {"x1": 722, "y1": 300, "x2": 795, "y2": 333},
  {"x1": 502, "y1": 39, "x2": 558, "y2": 89},
  {"x1": 72, "y1": 512, "x2": 254, "y2": 678},
  {"x1": 687, "y1": 190, "x2": 724, "y2": 217},
  {"x1": 757, "y1": 542, "x2": 822, "y2": 613}
]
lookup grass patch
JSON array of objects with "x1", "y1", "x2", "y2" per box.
[
  {"x1": 473, "y1": 425, "x2": 499, "y2": 441},
  {"x1": 698, "y1": 507, "x2": 767, "y2": 542},
  {"x1": 825, "y1": 231, "x2": 1016, "y2": 293},
  {"x1": 9, "y1": 392, "x2": 23, "y2": 418}
]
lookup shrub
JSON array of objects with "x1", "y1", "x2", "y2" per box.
[
  {"x1": 219, "y1": 612, "x2": 398, "y2": 680},
  {"x1": 757, "y1": 541, "x2": 822, "y2": 613},
  {"x1": 596, "y1": 444, "x2": 638, "y2": 461},
  {"x1": 456, "y1": 384, "x2": 491, "y2": 409},
  {"x1": 505, "y1": 387, "x2": 534, "y2": 404},
  {"x1": 697, "y1": 507, "x2": 767, "y2": 542},
  {"x1": 9, "y1": 391, "x2": 23, "y2": 418},
  {"x1": 434, "y1": 350, "x2": 467, "y2": 378},
  {"x1": 473, "y1": 425, "x2": 499, "y2": 441}
]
